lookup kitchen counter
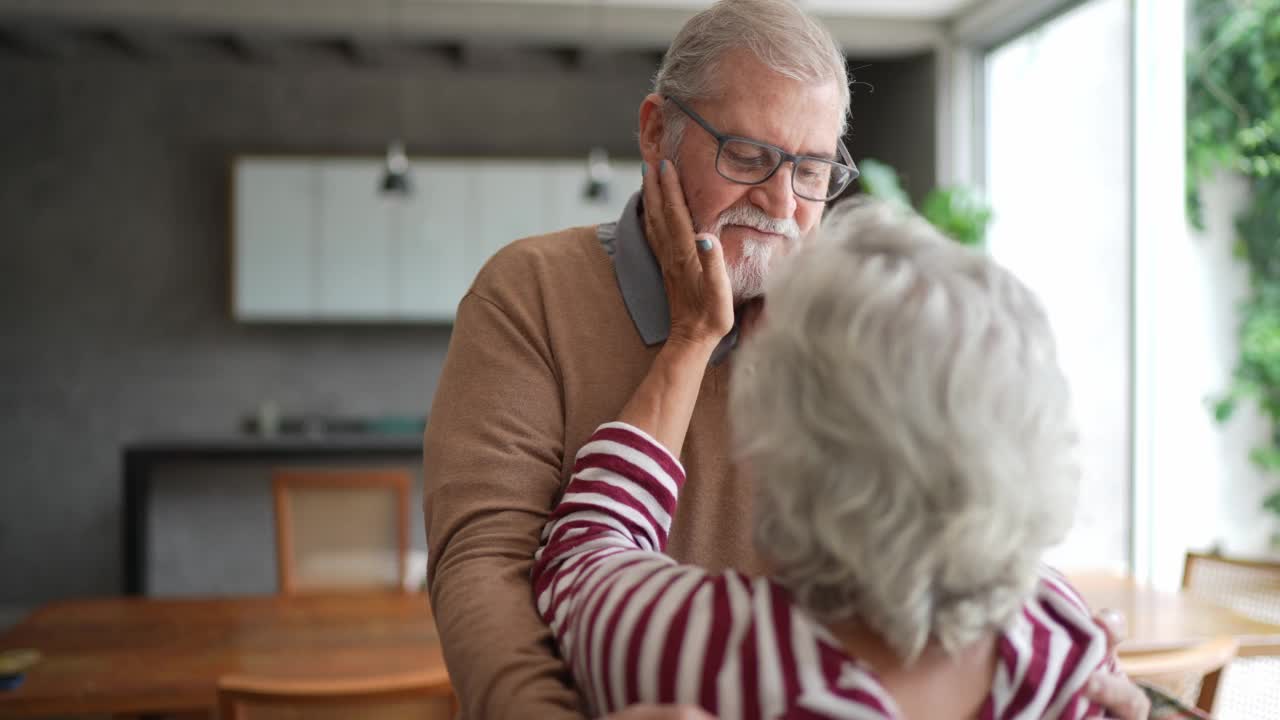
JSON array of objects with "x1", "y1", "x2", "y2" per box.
[
  {"x1": 122, "y1": 434, "x2": 422, "y2": 595},
  {"x1": 126, "y1": 433, "x2": 422, "y2": 456}
]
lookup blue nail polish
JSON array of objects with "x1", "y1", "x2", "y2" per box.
[
  {"x1": 641, "y1": 163, "x2": 647, "y2": 177},
  {"x1": 696, "y1": 238, "x2": 712, "y2": 252},
  {"x1": 660, "y1": 159, "x2": 667, "y2": 173}
]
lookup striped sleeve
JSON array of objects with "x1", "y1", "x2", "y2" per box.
[
  {"x1": 530, "y1": 422, "x2": 698, "y2": 716},
  {"x1": 990, "y1": 568, "x2": 1113, "y2": 719},
  {"x1": 530, "y1": 424, "x2": 831, "y2": 718},
  {"x1": 532, "y1": 422, "x2": 684, "y2": 598},
  {"x1": 531, "y1": 422, "x2": 896, "y2": 719}
]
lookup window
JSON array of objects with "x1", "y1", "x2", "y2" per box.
[{"x1": 983, "y1": 0, "x2": 1132, "y2": 571}]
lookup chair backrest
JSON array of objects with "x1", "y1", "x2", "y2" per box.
[
  {"x1": 1120, "y1": 636, "x2": 1239, "y2": 713},
  {"x1": 1181, "y1": 551, "x2": 1280, "y2": 718},
  {"x1": 273, "y1": 468, "x2": 411, "y2": 594},
  {"x1": 1182, "y1": 551, "x2": 1280, "y2": 625},
  {"x1": 217, "y1": 668, "x2": 455, "y2": 720}
]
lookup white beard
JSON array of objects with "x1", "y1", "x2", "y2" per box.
[
  {"x1": 728, "y1": 237, "x2": 775, "y2": 300},
  {"x1": 704, "y1": 204, "x2": 800, "y2": 302}
]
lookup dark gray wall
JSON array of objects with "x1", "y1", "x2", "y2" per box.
[
  {"x1": 0, "y1": 49, "x2": 934, "y2": 606},
  {"x1": 846, "y1": 53, "x2": 938, "y2": 204}
]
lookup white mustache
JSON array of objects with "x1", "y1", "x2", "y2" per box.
[{"x1": 708, "y1": 205, "x2": 801, "y2": 243}]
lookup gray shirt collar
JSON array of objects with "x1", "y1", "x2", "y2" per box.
[{"x1": 598, "y1": 191, "x2": 739, "y2": 364}]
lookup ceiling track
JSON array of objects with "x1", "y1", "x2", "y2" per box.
[{"x1": 0, "y1": 0, "x2": 946, "y2": 58}]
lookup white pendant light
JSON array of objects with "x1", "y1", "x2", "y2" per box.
[
  {"x1": 380, "y1": 139, "x2": 412, "y2": 195},
  {"x1": 583, "y1": 146, "x2": 612, "y2": 203},
  {"x1": 379, "y1": 0, "x2": 412, "y2": 197}
]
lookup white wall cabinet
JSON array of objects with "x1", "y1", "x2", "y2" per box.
[
  {"x1": 232, "y1": 156, "x2": 639, "y2": 323},
  {"x1": 397, "y1": 160, "x2": 473, "y2": 321},
  {"x1": 233, "y1": 161, "x2": 317, "y2": 318},
  {"x1": 316, "y1": 160, "x2": 394, "y2": 318}
]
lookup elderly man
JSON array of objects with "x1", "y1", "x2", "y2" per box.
[{"x1": 423, "y1": 1, "x2": 1148, "y2": 718}]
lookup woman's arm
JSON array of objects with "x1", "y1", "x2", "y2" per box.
[
  {"x1": 616, "y1": 338, "x2": 718, "y2": 453},
  {"x1": 621, "y1": 159, "x2": 733, "y2": 451},
  {"x1": 530, "y1": 160, "x2": 738, "y2": 716},
  {"x1": 532, "y1": 156, "x2": 732, "y2": 615},
  {"x1": 531, "y1": 422, "x2": 800, "y2": 719},
  {"x1": 529, "y1": 421, "x2": 695, "y2": 717}
]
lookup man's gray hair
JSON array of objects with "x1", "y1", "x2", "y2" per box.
[
  {"x1": 654, "y1": 0, "x2": 850, "y2": 152},
  {"x1": 730, "y1": 201, "x2": 1080, "y2": 664}
]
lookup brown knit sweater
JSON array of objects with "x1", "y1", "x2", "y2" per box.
[{"x1": 423, "y1": 225, "x2": 760, "y2": 719}]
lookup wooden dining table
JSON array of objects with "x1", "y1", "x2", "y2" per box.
[
  {"x1": 0, "y1": 591, "x2": 447, "y2": 718},
  {"x1": 1069, "y1": 572, "x2": 1280, "y2": 658},
  {"x1": 3, "y1": 576, "x2": 1277, "y2": 717}
]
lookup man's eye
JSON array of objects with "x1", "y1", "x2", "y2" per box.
[{"x1": 725, "y1": 145, "x2": 770, "y2": 166}]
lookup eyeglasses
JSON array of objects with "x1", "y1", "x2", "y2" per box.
[{"x1": 665, "y1": 96, "x2": 858, "y2": 202}]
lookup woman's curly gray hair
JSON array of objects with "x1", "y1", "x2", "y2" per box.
[{"x1": 730, "y1": 201, "x2": 1080, "y2": 664}]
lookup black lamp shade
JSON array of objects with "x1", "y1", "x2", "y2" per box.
[
  {"x1": 379, "y1": 139, "x2": 412, "y2": 196},
  {"x1": 381, "y1": 169, "x2": 412, "y2": 195}
]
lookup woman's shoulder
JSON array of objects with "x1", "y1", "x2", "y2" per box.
[
  {"x1": 1034, "y1": 566, "x2": 1096, "y2": 617},
  {"x1": 1025, "y1": 567, "x2": 1111, "y2": 653},
  {"x1": 1015, "y1": 566, "x2": 1108, "y2": 657},
  {"x1": 986, "y1": 567, "x2": 1111, "y2": 718}
]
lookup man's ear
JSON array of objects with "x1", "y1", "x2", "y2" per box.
[{"x1": 638, "y1": 93, "x2": 665, "y2": 166}]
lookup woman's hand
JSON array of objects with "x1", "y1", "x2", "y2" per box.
[
  {"x1": 614, "y1": 160, "x2": 734, "y2": 452},
  {"x1": 1085, "y1": 610, "x2": 1151, "y2": 720},
  {"x1": 642, "y1": 159, "x2": 734, "y2": 350}
]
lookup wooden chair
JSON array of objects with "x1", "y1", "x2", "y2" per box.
[
  {"x1": 1183, "y1": 551, "x2": 1280, "y2": 625},
  {"x1": 1182, "y1": 551, "x2": 1280, "y2": 718},
  {"x1": 1120, "y1": 635, "x2": 1238, "y2": 713},
  {"x1": 273, "y1": 468, "x2": 411, "y2": 594},
  {"x1": 217, "y1": 668, "x2": 456, "y2": 720}
]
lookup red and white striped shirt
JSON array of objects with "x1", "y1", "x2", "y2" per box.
[{"x1": 532, "y1": 423, "x2": 1111, "y2": 719}]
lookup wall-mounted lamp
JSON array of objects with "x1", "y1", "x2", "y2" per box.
[
  {"x1": 583, "y1": 147, "x2": 612, "y2": 203},
  {"x1": 378, "y1": 0, "x2": 412, "y2": 198},
  {"x1": 380, "y1": 139, "x2": 412, "y2": 196}
]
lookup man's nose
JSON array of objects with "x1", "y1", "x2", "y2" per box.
[{"x1": 747, "y1": 163, "x2": 798, "y2": 221}]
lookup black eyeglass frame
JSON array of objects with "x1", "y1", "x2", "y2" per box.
[{"x1": 665, "y1": 95, "x2": 859, "y2": 202}]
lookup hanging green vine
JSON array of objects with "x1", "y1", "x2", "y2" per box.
[{"x1": 1192, "y1": 0, "x2": 1280, "y2": 523}]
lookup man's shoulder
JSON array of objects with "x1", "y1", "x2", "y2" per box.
[
  {"x1": 466, "y1": 225, "x2": 613, "y2": 309},
  {"x1": 474, "y1": 225, "x2": 609, "y2": 289}
]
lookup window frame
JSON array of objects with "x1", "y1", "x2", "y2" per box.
[{"x1": 935, "y1": 0, "x2": 1185, "y2": 583}]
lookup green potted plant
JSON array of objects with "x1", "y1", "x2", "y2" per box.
[{"x1": 856, "y1": 158, "x2": 993, "y2": 248}]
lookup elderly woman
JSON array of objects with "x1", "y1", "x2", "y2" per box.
[{"x1": 531, "y1": 163, "x2": 1112, "y2": 719}]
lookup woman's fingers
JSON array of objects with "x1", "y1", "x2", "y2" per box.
[
  {"x1": 642, "y1": 159, "x2": 732, "y2": 344},
  {"x1": 1084, "y1": 672, "x2": 1149, "y2": 720},
  {"x1": 641, "y1": 161, "x2": 671, "y2": 262},
  {"x1": 646, "y1": 159, "x2": 700, "y2": 283},
  {"x1": 1093, "y1": 609, "x2": 1127, "y2": 654},
  {"x1": 657, "y1": 160, "x2": 698, "y2": 249},
  {"x1": 1085, "y1": 609, "x2": 1149, "y2": 720},
  {"x1": 694, "y1": 233, "x2": 733, "y2": 330}
]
